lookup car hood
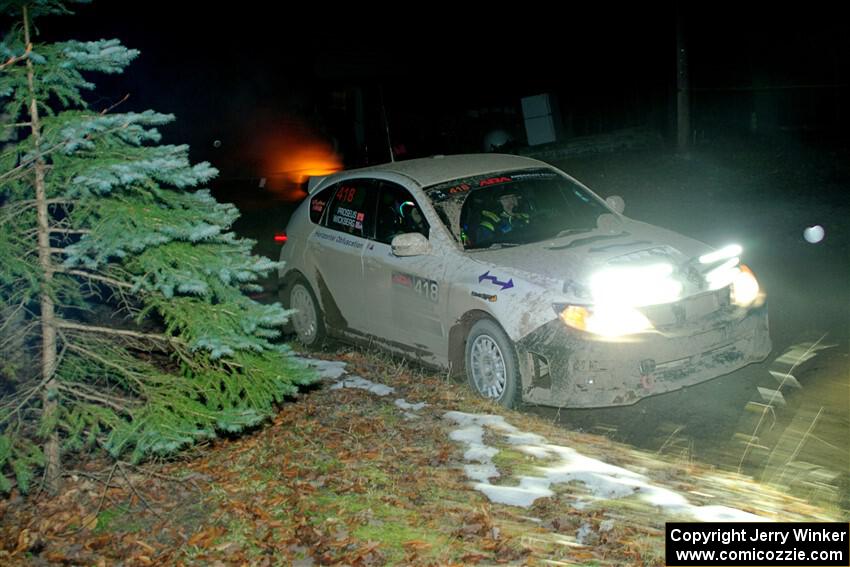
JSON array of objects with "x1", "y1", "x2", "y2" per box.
[{"x1": 470, "y1": 217, "x2": 714, "y2": 299}]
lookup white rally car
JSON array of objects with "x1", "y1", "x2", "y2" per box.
[{"x1": 278, "y1": 154, "x2": 771, "y2": 408}]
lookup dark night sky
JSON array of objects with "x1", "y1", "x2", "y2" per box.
[{"x1": 18, "y1": 2, "x2": 848, "y2": 175}]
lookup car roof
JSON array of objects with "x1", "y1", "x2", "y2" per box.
[{"x1": 317, "y1": 154, "x2": 549, "y2": 191}]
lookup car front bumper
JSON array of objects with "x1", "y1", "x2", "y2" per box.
[{"x1": 515, "y1": 303, "x2": 771, "y2": 408}]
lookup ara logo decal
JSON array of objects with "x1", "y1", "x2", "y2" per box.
[
  {"x1": 478, "y1": 176, "x2": 512, "y2": 187},
  {"x1": 478, "y1": 271, "x2": 514, "y2": 290}
]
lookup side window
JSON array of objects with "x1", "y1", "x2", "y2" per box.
[
  {"x1": 309, "y1": 185, "x2": 336, "y2": 224},
  {"x1": 325, "y1": 180, "x2": 376, "y2": 238},
  {"x1": 375, "y1": 183, "x2": 430, "y2": 245}
]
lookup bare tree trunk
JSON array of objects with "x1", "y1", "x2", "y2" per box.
[{"x1": 23, "y1": 5, "x2": 61, "y2": 494}]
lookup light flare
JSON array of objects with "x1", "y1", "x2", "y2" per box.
[
  {"x1": 699, "y1": 244, "x2": 742, "y2": 265},
  {"x1": 558, "y1": 305, "x2": 653, "y2": 338},
  {"x1": 705, "y1": 257, "x2": 741, "y2": 290},
  {"x1": 260, "y1": 120, "x2": 342, "y2": 201},
  {"x1": 731, "y1": 264, "x2": 761, "y2": 307},
  {"x1": 590, "y1": 263, "x2": 682, "y2": 307},
  {"x1": 279, "y1": 145, "x2": 343, "y2": 184}
]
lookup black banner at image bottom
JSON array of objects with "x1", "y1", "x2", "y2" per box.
[{"x1": 666, "y1": 522, "x2": 849, "y2": 566}]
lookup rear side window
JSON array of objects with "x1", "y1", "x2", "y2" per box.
[
  {"x1": 309, "y1": 185, "x2": 336, "y2": 224},
  {"x1": 325, "y1": 180, "x2": 376, "y2": 238}
]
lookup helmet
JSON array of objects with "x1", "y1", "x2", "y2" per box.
[
  {"x1": 496, "y1": 191, "x2": 520, "y2": 202},
  {"x1": 398, "y1": 200, "x2": 416, "y2": 217}
]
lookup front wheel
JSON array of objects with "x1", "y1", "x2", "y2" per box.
[
  {"x1": 465, "y1": 319, "x2": 520, "y2": 408},
  {"x1": 287, "y1": 279, "x2": 326, "y2": 348}
]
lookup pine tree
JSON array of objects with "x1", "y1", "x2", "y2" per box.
[{"x1": 0, "y1": 0, "x2": 314, "y2": 494}]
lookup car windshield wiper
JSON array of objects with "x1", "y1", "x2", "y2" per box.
[
  {"x1": 554, "y1": 228, "x2": 593, "y2": 238},
  {"x1": 468, "y1": 242, "x2": 521, "y2": 251}
]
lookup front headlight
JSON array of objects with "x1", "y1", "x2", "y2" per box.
[
  {"x1": 556, "y1": 304, "x2": 653, "y2": 337},
  {"x1": 589, "y1": 263, "x2": 682, "y2": 307},
  {"x1": 731, "y1": 264, "x2": 760, "y2": 307}
]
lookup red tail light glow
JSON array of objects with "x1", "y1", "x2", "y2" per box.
[{"x1": 274, "y1": 232, "x2": 288, "y2": 244}]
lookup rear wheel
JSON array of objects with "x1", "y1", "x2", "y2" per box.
[
  {"x1": 465, "y1": 319, "x2": 520, "y2": 408},
  {"x1": 287, "y1": 278, "x2": 326, "y2": 347}
]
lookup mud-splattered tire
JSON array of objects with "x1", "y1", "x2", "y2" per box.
[
  {"x1": 287, "y1": 278, "x2": 326, "y2": 348},
  {"x1": 465, "y1": 319, "x2": 520, "y2": 408}
]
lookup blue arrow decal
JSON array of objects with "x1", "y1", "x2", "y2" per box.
[{"x1": 478, "y1": 271, "x2": 514, "y2": 290}]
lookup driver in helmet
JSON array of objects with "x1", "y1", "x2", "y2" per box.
[{"x1": 476, "y1": 191, "x2": 530, "y2": 242}]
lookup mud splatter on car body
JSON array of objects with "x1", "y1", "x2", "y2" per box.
[{"x1": 279, "y1": 154, "x2": 771, "y2": 408}]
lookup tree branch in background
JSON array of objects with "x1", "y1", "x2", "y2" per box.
[
  {"x1": 58, "y1": 268, "x2": 134, "y2": 290},
  {"x1": 56, "y1": 319, "x2": 173, "y2": 344}
]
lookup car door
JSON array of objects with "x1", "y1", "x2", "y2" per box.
[
  {"x1": 361, "y1": 181, "x2": 448, "y2": 357},
  {"x1": 307, "y1": 179, "x2": 377, "y2": 334}
]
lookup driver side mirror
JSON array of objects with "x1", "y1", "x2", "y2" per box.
[
  {"x1": 606, "y1": 195, "x2": 625, "y2": 214},
  {"x1": 391, "y1": 232, "x2": 430, "y2": 257}
]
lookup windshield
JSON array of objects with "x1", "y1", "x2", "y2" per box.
[{"x1": 425, "y1": 168, "x2": 611, "y2": 250}]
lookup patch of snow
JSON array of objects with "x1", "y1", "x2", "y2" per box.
[
  {"x1": 465, "y1": 445, "x2": 499, "y2": 463},
  {"x1": 445, "y1": 411, "x2": 769, "y2": 521},
  {"x1": 517, "y1": 445, "x2": 554, "y2": 459},
  {"x1": 449, "y1": 425, "x2": 484, "y2": 445},
  {"x1": 297, "y1": 358, "x2": 434, "y2": 421},
  {"x1": 633, "y1": 485, "x2": 690, "y2": 509},
  {"x1": 505, "y1": 432, "x2": 548, "y2": 445},
  {"x1": 395, "y1": 398, "x2": 427, "y2": 411},
  {"x1": 330, "y1": 376, "x2": 395, "y2": 396},
  {"x1": 445, "y1": 411, "x2": 515, "y2": 432},
  {"x1": 475, "y1": 477, "x2": 554, "y2": 508},
  {"x1": 294, "y1": 356, "x2": 348, "y2": 380},
  {"x1": 549, "y1": 469, "x2": 639, "y2": 501},
  {"x1": 464, "y1": 463, "x2": 500, "y2": 482}
]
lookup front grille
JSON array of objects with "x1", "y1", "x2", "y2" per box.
[
  {"x1": 642, "y1": 287, "x2": 730, "y2": 329},
  {"x1": 606, "y1": 246, "x2": 679, "y2": 265}
]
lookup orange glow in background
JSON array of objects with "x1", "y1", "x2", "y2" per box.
[{"x1": 260, "y1": 120, "x2": 342, "y2": 201}]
